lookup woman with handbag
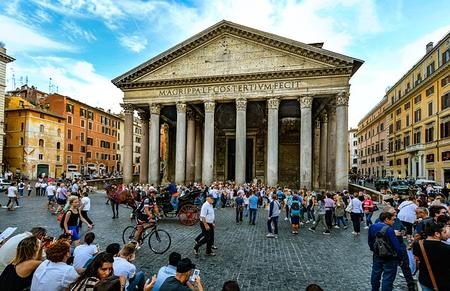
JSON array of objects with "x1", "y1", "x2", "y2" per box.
[
  {"x1": 412, "y1": 219, "x2": 450, "y2": 290},
  {"x1": 348, "y1": 193, "x2": 363, "y2": 235}
]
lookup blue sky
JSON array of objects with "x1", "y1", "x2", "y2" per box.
[{"x1": 1, "y1": 0, "x2": 449, "y2": 127}]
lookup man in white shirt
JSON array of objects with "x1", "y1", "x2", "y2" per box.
[
  {"x1": 113, "y1": 243, "x2": 145, "y2": 291},
  {"x1": 31, "y1": 239, "x2": 78, "y2": 291},
  {"x1": 194, "y1": 194, "x2": 216, "y2": 256},
  {"x1": 0, "y1": 227, "x2": 47, "y2": 273},
  {"x1": 72, "y1": 232, "x2": 98, "y2": 272},
  {"x1": 6, "y1": 182, "x2": 19, "y2": 210}
]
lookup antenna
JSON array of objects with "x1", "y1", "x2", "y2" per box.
[
  {"x1": 49, "y1": 77, "x2": 52, "y2": 93},
  {"x1": 19, "y1": 76, "x2": 23, "y2": 86},
  {"x1": 25, "y1": 76, "x2": 28, "y2": 85}
]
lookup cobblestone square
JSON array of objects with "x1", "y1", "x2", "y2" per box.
[{"x1": 0, "y1": 192, "x2": 408, "y2": 290}]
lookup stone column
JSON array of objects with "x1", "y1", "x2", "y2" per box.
[
  {"x1": 149, "y1": 104, "x2": 160, "y2": 185},
  {"x1": 194, "y1": 117, "x2": 202, "y2": 182},
  {"x1": 235, "y1": 98, "x2": 247, "y2": 185},
  {"x1": 138, "y1": 111, "x2": 149, "y2": 184},
  {"x1": 335, "y1": 92, "x2": 349, "y2": 191},
  {"x1": 267, "y1": 98, "x2": 280, "y2": 186},
  {"x1": 185, "y1": 109, "x2": 196, "y2": 183},
  {"x1": 412, "y1": 155, "x2": 417, "y2": 178},
  {"x1": 161, "y1": 123, "x2": 170, "y2": 183},
  {"x1": 319, "y1": 113, "x2": 328, "y2": 189},
  {"x1": 313, "y1": 118, "x2": 321, "y2": 190},
  {"x1": 407, "y1": 154, "x2": 412, "y2": 178},
  {"x1": 202, "y1": 101, "x2": 215, "y2": 185},
  {"x1": 299, "y1": 96, "x2": 313, "y2": 190},
  {"x1": 327, "y1": 105, "x2": 337, "y2": 190},
  {"x1": 122, "y1": 104, "x2": 134, "y2": 184},
  {"x1": 418, "y1": 154, "x2": 423, "y2": 177},
  {"x1": 175, "y1": 102, "x2": 186, "y2": 185}
]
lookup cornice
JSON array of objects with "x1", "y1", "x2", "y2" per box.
[
  {"x1": 112, "y1": 20, "x2": 362, "y2": 86},
  {"x1": 118, "y1": 67, "x2": 353, "y2": 90},
  {"x1": 0, "y1": 52, "x2": 15, "y2": 63}
]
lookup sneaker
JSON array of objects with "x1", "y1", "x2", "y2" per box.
[
  {"x1": 351, "y1": 231, "x2": 357, "y2": 235},
  {"x1": 308, "y1": 228, "x2": 315, "y2": 232},
  {"x1": 300, "y1": 222, "x2": 304, "y2": 226},
  {"x1": 305, "y1": 220, "x2": 310, "y2": 224},
  {"x1": 334, "y1": 225, "x2": 340, "y2": 229},
  {"x1": 212, "y1": 245, "x2": 218, "y2": 250},
  {"x1": 206, "y1": 252, "x2": 216, "y2": 256},
  {"x1": 344, "y1": 226, "x2": 348, "y2": 229},
  {"x1": 323, "y1": 231, "x2": 331, "y2": 235},
  {"x1": 193, "y1": 247, "x2": 199, "y2": 256},
  {"x1": 364, "y1": 226, "x2": 369, "y2": 229},
  {"x1": 312, "y1": 221, "x2": 316, "y2": 225},
  {"x1": 274, "y1": 235, "x2": 278, "y2": 239},
  {"x1": 284, "y1": 217, "x2": 289, "y2": 221},
  {"x1": 266, "y1": 233, "x2": 275, "y2": 238}
]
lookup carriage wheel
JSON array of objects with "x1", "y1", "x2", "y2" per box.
[{"x1": 178, "y1": 204, "x2": 199, "y2": 226}]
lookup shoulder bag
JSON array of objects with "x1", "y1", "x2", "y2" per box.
[{"x1": 418, "y1": 240, "x2": 439, "y2": 291}]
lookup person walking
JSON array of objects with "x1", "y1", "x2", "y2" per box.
[
  {"x1": 79, "y1": 191, "x2": 94, "y2": 228},
  {"x1": 18, "y1": 180, "x2": 25, "y2": 197},
  {"x1": 349, "y1": 193, "x2": 363, "y2": 235},
  {"x1": 324, "y1": 193, "x2": 335, "y2": 232},
  {"x1": 335, "y1": 196, "x2": 348, "y2": 229},
  {"x1": 235, "y1": 193, "x2": 244, "y2": 224},
  {"x1": 248, "y1": 191, "x2": 258, "y2": 225},
  {"x1": 308, "y1": 194, "x2": 330, "y2": 235},
  {"x1": 27, "y1": 182, "x2": 32, "y2": 197},
  {"x1": 194, "y1": 194, "x2": 216, "y2": 256},
  {"x1": 266, "y1": 193, "x2": 280, "y2": 238},
  {"x1": 6, "y1": 182, "x2": 19, "y2": 211},
  {"x1": 368, "y1": 212, "x2": 402, "y2": 291},
  {"x1": 363, "y1": 195, "x2": 375, "y2": 229},
  {"x1": 290, "y1": 195, "x2": 301, "y2": 234}
]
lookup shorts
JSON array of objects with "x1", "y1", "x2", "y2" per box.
[
  {"x1": 57, "y1": 198, "x2": 67, "y2": 205},
  {"x1": 47, "y1": 195, "x2": 55, "y2": 202},
  {"x1": 291, "y1": 216, "x2": 300, "y2": 224},
  {"x1": 68, "y1": 225, "x2": 80, "y2": 241}
]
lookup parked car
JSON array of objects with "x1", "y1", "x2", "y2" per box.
[
  {"x1": 415, "y1": 179, "x2": 442, "y2": 191},
  {"x1": 389, "y1": 180, "x2": 410, "y2": 195},
  {"x1": 374, "y1": 179, "x2": 390, "y2": 191},
  {"x1": 0, "y1": 179, "x2": 12, "y2": 192}
]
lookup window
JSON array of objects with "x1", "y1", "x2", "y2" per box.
[
  {"x1": 39, "y1": 139, "x2": 44, "y2": 147},
  {"x1": 396, "y1": 108, "x2": 401, "y2": 115},
  {"x1": 414, "y1": 95, "x2": 422, "y2": 104},
  {"x1": 428, "y1": 102, "x2": 433, "y2": 116},
  {"x1": 442, "y1": 151, "x2": 450, "y2": 161},
  {"x1": 426, "y1": 154, "x2": 435, "y2": 163},
  {"x1": 425, "y1": 127, "x2": 434, "y2": 142},
  {"x1": 81, "y1": 146, "x2": 86, "y2": 153},
  {"x1": 67, "y1": 156, "x2": 72, "y2": 164},
  {"x1": 88, "y1": 122, "x2": 93, "y2": 130},
  {"x1": 57, "y1": 128, "x2": 61, "y2": 137},
  {"x1": 87, "y1": 137, "x2": 93, "y2": 145},
  {"x1": 414, "y1": 109, "x2": 421, "y2": 122},
  {"x1": 66, "y1": 104, "x2": 74, "y2": 113},
  {"x1": 404, "y1": 102, "x2": 410, "y2": 110},
  {"x1": 414, "y1": 131, "x2": 421, "y2": 144},
  {"x1": 68, "y1": 144, "x2": 73, "y2": 151},
  {"x1": 81, "y1": 120, "x2": 85, "y2": 128},
  {"x1": 442, "y1": 75, "x2": 450, "y2": 87},
  {"x1": 21, "y1": 123, "x2": 24, "y2": 131},
  {"x1": 426, "y1": 86, "x2": 434, "y2": 96},
  {"x1": 426, "y1": 61, "x2": 435, "y2": 77},
  {"x1": 389, "y1": 124, "x2": 393, "y2": 134},
  {"x1": 39, "y1": 154, "x2": 43, "y2": 160},
  {"x1": 406, "y1": 114, "x2": 410, "y2": 127},
  {"x1": 80, "y1": 108, "x2": 86, "y2": 117},
  {"x1": 416, "y1": 74, "x2": 422, "y2": 85},
  {"x1": 396, "y1": 159, "x2": 401, "y2": 165},
  {"x1": 443, "y1": 49, "x2": 450, "y2": 65},
  {"x1": 440, "y1": 120, "x2": 450, "y2": 138},
  {"x1": 56, "y1": 155, "x2": 60, "y2": 162},
  {"x1": 442, "y1": 93, "x2": 450, "y2": 110},
  {"x1": 396, "y1": 120, "x2": 401, "y2": 131},
  {"x1": 389, "y1": 160, "x2": 393, "y2": 166},
  {"x1": 80, "y1": 132, "x2": 84, "y2": 142},
  {"x1": 40, "y1": 125, "x2": 44, "y2": 133},
  {"x1": 67, "y1": 129, "x2": 72, "y2": 139},
  {"x1": 67, "y1": 116, "x2": 72, "y2": 124},
  {"x1": 404, "y1": 158, "x2": 408, "y2": 165},
  {"x1": 87, "y1": 152, "x2": 92, "y2": 158},
  {"x1": 87, "y1": 111, "x2": 94, "y2": 120},
  {"x1": 56, "y1": 142, "x2": 60, "y2": 150},
  {"x1": 80, "y1": 157, "x2": 84, "y2": 164},
  {"x1": 19, "y1": 137, "x2": 24, "y2": 146},
  {"x1": 388, "y1": 140, "x2": 393, "y2": 153},
  {"x1": 404, "y1": 135, "x2": 410, "y2": 147},
  {"x1": 40, "y1": 113, "x2": 44, "y2": 119}
]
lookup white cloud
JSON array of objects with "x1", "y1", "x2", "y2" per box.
[
  {"x1": 8, "y1": 57, "x2": 123, "y2": 113},
  {"x1": 62, "y1": 21, "x2": 97, "y2": 42},
  {"x1": 0, "y1": 15, "x2": 74, "y2": 53},
  {"x1": 119, "y1": 35, "x2": 148, "y2": 53}
]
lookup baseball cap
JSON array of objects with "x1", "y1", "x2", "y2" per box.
[
  {"x1": 177, "y1": 258, "x2": 195, "y2": 273},
  {"x1": 207, "y1": 194, "x2": 214, "y2": 198},
  {"x1": 148, "y1": 186, "x2": 156, "y2": 192}
]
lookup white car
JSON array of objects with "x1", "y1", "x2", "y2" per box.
[{"x1": 0, "y1": 179, "x2": 11, "y2": 192}]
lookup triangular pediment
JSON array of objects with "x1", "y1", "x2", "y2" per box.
[
  {"x1": 113, "y1": 20, "x2": 363, "y2": 87},
  {"x1": 136, "y1": 34, "x2": 331, "y2": 82}
]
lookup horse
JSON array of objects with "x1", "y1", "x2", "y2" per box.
[{"x1": 104, "y1": 183, "x2": 137, "y2": 219}]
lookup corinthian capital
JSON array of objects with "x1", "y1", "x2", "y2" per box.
[
  {"x1": 336, "y1": 91, "x2": 350, "y2": 106},
  {"x1": 236, "y1": 98, "x2": 247, "y2": 111},
  {"x1": 322, "y1": 113, "x2": 328, "y2": 123},
  {"x1": 187, "y1": 109, "x2": 195, "y2": 120},
  {"x1": 204, "y1": 100, "x2": 215, "y2": 113},
  {"x1": 137, "y1": 110, "x2": 149, "y2": 121},
  {"x1": 150, "y1": 104, "x2": 161, "y2": 115},
  {"x1": 299, "y1": 95, "x2": 313, "y2": 109},
  {"x1": 267, "y1": 98, "x2": 280, "y2": 110},
  {"x1": 121, "y1": 103, "x2": 135, "y2": 114},
  {"x1": 315, "y1": 118, "x2": 321, "y2": 128},
  {"x1": 176, "y1": 102, "x2": 186, "y2": 113}
]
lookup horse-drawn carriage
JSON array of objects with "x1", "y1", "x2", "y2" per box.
[{"x1": 156, "y1": 188, "x2": 202, "y2": 226}]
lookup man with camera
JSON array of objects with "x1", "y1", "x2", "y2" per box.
[{"x1": 159, "y1": 258, "x2": 204, "y2": 291}]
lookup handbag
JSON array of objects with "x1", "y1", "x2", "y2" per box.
[
  {"x1": 345, "y1": 201, "x2": 352, "y2": 213},
  {"x1": 419, "y1": 240, "x2": 439, "y2": 291},
  {"x1": 372, "y1": 204, "x2": 379, "y2": 212}
]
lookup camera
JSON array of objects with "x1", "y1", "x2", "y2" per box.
[{"x1": 189, "y1": 269, "x2": 200, "y2": 282}]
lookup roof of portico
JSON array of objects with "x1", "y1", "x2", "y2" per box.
[{"x1": 112, "y1": 20, "x2": 363, "y2": 89}]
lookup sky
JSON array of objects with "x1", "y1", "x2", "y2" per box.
[{"x1": 1, "y1": 0, "x2": 450, "y2": 128}]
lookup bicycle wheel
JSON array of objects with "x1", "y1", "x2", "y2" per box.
[
  {"x1": 122, "y1": 226, "x2": 136, "y2": 244},
  {"x1": 148, "y1": 229, "x2": 171, "y2": 254}
]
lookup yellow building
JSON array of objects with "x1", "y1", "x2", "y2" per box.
[
  {"x1": 4, "y1": 96, "x2": 65, "y2": 179},
  {"x1": 386, "y1": 33, "x2": 450, "y2": 183}
]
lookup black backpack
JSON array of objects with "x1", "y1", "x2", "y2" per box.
[{"x1": 373, "y1": 225, "x2": 397, "y2": 258}]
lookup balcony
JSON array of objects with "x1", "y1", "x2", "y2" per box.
[{"x1": 405, "y1": 144, "x2": 425, "y2": 153}]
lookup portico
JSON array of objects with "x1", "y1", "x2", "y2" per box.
[{"x1": 113, "y1": 20, "x2": 363, "y2": 190}]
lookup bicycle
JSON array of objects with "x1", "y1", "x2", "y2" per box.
[{"x1": 122, "y1": 217, "x2": 171, "y2": 254}]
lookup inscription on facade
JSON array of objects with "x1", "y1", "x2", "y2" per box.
[{"x1": 159, "y1": 81, "x2": 305, "y2": 96}]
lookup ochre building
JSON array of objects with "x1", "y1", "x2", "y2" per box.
[
  {"x1": 384, "y1": 33, "x2": 450, "y2": 182},
  {"x1": 113, "y1": 20, "x2": 363, "y2": 189}
]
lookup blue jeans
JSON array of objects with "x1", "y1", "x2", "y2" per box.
[
  {"x1": 419, "y1": 283, "x2": 434, "y2": 291},
  {"x1": 336, "y1": 216, "x2": 347, "y2": 227},
  {"x1": 267, "y1": 216, "x2": 279, "y2": 234},
  {"x1": 371, "y1": 256, "x2": 398, "y2": 291},
  {"x1": 365, "y1": 212, "x2": 374, "y2": 226},
  {"x1": 249, "y1": 208, "x2": 257, "y2": 223},
  {"x1": 244, "y1": 205, "x2": 249, "y2": 217},
  {"x1": 127, "y1": 271, "x2": 145, "y2": 291}
]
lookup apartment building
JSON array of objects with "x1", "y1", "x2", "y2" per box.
[{"x1": 348, "y1": 128, "x2": 358, "y2": 173}]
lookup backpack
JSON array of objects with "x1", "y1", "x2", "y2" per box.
[
  {"x1": 58, "y1": 210, "x2": 71, "y2": 230},
  {"x1": 373, "y1": 225, "x2": 397, "y2": 258},
  {"x1": 291, "y1": 201, "x2": 300, "y2": 216}
]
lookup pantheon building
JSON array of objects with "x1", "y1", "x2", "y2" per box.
[{"x1": 113, "y1": 20, "x2": 363, "y2": 190}]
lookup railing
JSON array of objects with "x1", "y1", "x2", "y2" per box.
[{"x1": 348, "y1": 183, "x2": 383, "y2": 203}]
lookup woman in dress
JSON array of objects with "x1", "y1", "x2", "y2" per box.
[
  {"x1": 0, "y1": 236, "x2": 43, "y2": 291},
  {"x1": 63, "y1": 196, "x2": 93, "y2": 246}
]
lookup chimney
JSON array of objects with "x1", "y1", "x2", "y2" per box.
[{"x1": 426, "y1": 42, "x2": 434, "y2": 54}]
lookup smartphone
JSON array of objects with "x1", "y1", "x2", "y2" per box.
[{"x1": 189, "y1": 269, "x2": 200, "y2": 282}]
